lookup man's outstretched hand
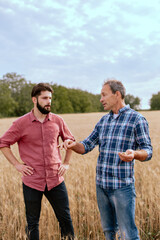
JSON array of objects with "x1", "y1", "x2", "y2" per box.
[
  {"x1": 118, "y1": 149, "x2": 135, "y2": 162},
  {"x1": 58, "y1": 139, "x2": 76, "y2": 150}
]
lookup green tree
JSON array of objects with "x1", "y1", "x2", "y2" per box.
[
  {"x1": 125, "y1": 94, "x2": 140, "y2": 110},
  {"x1": 17, "y1": 83, "x2": 34, "y2": 114},
  {"x1": 52, "y1": 85, "x2": 73, "y2": 113},
  {"x1": 95, "y1": 94, "x2": 104, "y2": 112},
  {"x1": 0, "y1": 80, "x2": 17, "y2": 117},
  {"x1": 68, "y1": 89, "x2": 92, "y2": 113},
  {"x1": 150, "y1": 92, "x2": 160, "y2": 110},
  {"x1": 2, "y1": 73, "x2": 33, "y2": 116},
  {"x1": 1, "y1": 72, "x2": 144, "y2": 116}
]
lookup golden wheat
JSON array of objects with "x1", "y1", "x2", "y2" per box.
[{"x1": 0, "y1": 111, "x2": 160, "y2": 240}]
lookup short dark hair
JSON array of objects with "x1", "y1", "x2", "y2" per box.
[
  {"x1": 31, "y1": 83, "x2": 53, "y2": 97},
  {"x1": 103, "y1": 79, "x2": 126, "y2": 99}
]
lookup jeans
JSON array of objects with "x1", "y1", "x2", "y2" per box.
[
  {"x1": 23, "y1": 181, "x2": 74, "y2": 240},
  {"x1": 96, "y1": 184, "x2": 140, "y2": 240}
]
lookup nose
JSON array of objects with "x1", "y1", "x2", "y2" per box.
[
  {"x1": 100, "y1": 96, "x2": 103, "y2": 102},
  {"x1": 48, "y1": 98, "x2": 51, "y2": 104}
]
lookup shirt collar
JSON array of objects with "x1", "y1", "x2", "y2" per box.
[
  {"x1": 118, "y1": 104, "x2": 130, "y2": 113},
  {"x1": 30, "y1": 110, "x2": 51, "y2": 122},
  {"x1": 109, "y1": 104, "x2": 130, "y2": 116}
]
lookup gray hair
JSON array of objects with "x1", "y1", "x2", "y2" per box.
[{"x1": 103, "y1": 79, "x2": 126, "y2": 99}]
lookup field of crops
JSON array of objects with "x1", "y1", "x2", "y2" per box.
[{"x1": 0, "y1": 111, "x2": 160, "y2": 239}]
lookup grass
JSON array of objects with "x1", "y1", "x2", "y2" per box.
[{"x1": 0, "y1": 111, "x2": 160, "y2": 239}]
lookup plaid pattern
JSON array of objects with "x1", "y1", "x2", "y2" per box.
[{"x1": 81, "y1": 105, "x2": 152, "y2": 189}]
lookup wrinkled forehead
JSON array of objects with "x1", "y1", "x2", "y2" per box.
[{"x1": 101, "y1": 84, "x2": 111, "y2": 94}]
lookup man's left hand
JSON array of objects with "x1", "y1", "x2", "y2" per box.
[
  {"x1": 118, "y1": 149, "x2": 135, "y2": 162},
  {"x1": 58, "y1": 164, "x2": 69, "y2": 176}
]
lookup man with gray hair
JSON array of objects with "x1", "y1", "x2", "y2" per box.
[{"x1": 60, "y1": 79, "x2": 152, "y2": 240}]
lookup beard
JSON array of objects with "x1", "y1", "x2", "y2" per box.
[{"x1": 37, "y1": 100, "x2": 51, "y2": 114}]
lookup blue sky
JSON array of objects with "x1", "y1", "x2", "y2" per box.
[{"x1": 0, "y1": 0, "x2": 160, "y2": 109}]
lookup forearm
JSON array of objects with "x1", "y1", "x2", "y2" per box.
[
  {"x1": 134, "y1": 149, "x2": 148, "y2": 161},
  {"x1": 0, "y1": 147, "x2": 33, "y2": 175},
  {"x1": 0, "y1": 147, "x2": 20, "y2": 167},
  {"x1": 58, "y1": 149, "x2": 72, "y2": 176},
  {"x1": 63, "y1": 149, "x2": 72, "y2": 165},
  {"x1": 71, "y1": 142, "x2": 85, "y2": 154}
]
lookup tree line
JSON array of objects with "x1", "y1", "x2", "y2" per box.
[{"x1": 0, "y1": 73, "x2": 159, "y2": 117}]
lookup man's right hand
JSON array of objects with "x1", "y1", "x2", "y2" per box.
[
  {"x1": 58, "y1": 139, "x2": 85, "y2": 154},
  {"x1": 15, "y1": 163, "x2": 34, "y2": 176},
  {"x1": 0, "y1": 147, "x2": 34, "y2": 176},
  {"x1": 58, "y1": 139, "x2": 76, "y2": 150}
]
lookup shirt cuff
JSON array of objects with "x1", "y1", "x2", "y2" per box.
[
  {"x1": 142, "y1": 148, "x2": 152, "y2": 161},
  {"x1": 80, "y1": 141, "x2": 88, "y2": 154},
  {"x1": 0, "y1": 142, "x2": 11, "y2": 148}
]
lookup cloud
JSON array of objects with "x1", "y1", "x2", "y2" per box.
[{"x1": 0, "y1": 0, "x2": 160, "y2": 109}]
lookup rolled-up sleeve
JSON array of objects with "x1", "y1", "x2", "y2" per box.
[
  {"x1": 0, "y1": 121, "x2": 21, "y2": 148},
  {"x1": 135, "y1": 117, "x2": 153, "y2": 161},
  {"x1": 59, "y1": 118, "x2": 75, "y2": 142},
  {"x1": 81, "y1": 123, "x2": 99, "y2": 154}
]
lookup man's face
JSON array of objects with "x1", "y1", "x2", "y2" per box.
[
  {"x1": 100, "y1": 84, "x2": 117, "y2": 111},
  {"x1": 36, "y1": 91, "x2": 52, "y2": 114}
]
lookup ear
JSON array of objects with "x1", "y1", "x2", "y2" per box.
[
  {"x1": 32, "y1": 96, "x2": 37, "y2": 104},
  {"x1": 115, "y1": 91, "x2": 122, "y2": 98}
]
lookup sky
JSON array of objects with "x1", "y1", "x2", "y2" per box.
[{"x1": 0, "y1": 0, "x2": 160, "y2": 109}]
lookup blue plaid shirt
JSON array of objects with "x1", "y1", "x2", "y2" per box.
[{"x1": 81, "y1": 105, "x2": 152, "y2": 189}]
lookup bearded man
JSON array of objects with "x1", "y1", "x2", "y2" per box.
[{"x1": 0, "y1": 83, "x2": 75, "y2": 240}]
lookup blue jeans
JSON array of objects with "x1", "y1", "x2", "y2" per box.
[
  {"x1": 96, "y1": 184, "x2": 140, "y2": 240},
  {"x1": 23, "y1": 181, "x2": 74, "y2": 240}
]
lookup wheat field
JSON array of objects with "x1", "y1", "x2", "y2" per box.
[{"x1": 0, "y1": 111, "x2": 160, "y2": 240}]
